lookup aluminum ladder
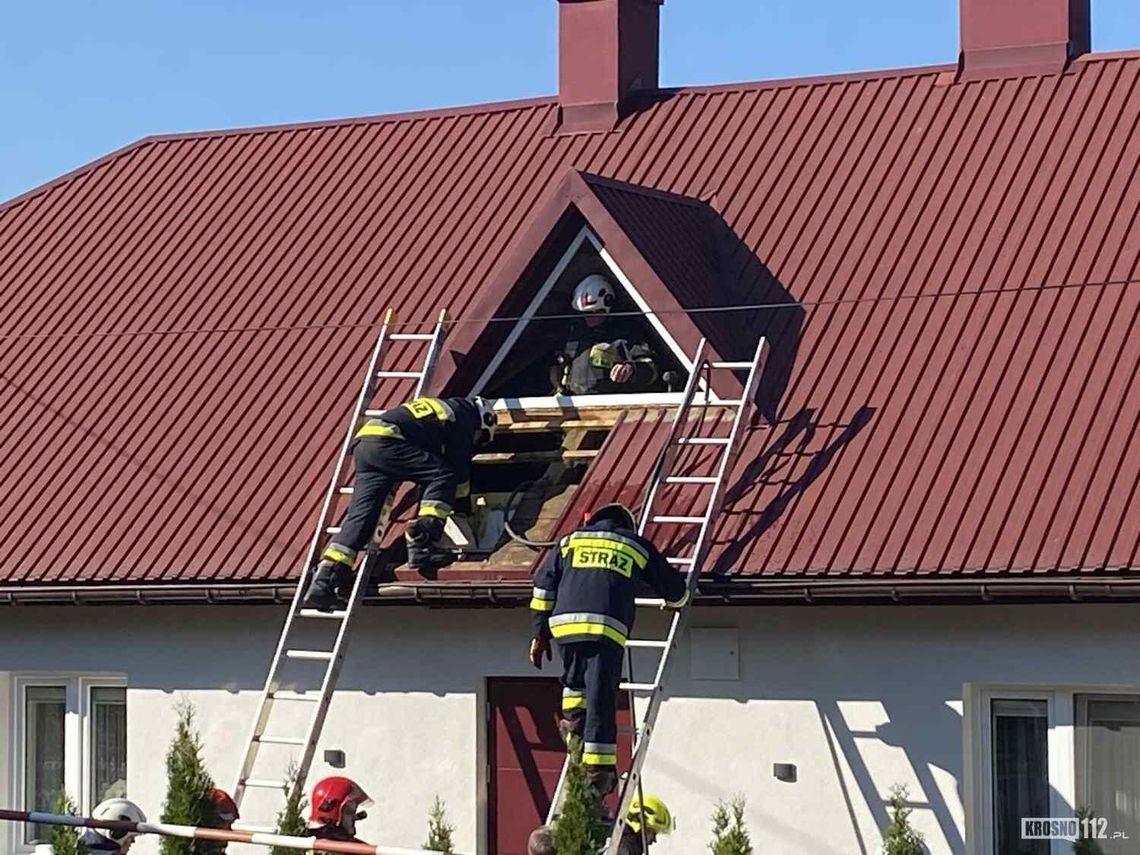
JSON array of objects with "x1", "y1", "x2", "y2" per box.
[
  {"x1": 232, "y1": 308, "x2": 449, "y2": 830},
  {"x1": 544, "y1": 334, "x2": 768, "y2": 851}
]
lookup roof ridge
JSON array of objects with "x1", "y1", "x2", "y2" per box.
[{"x1": 576, "y1": 171, "x2": 710, "y2": 208}]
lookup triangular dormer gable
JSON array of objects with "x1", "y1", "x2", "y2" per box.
[{"x1": 438, "y1": 169, "x2": 770, "y2": 404}]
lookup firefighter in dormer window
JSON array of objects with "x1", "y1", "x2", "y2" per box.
[{"x1": 552, "y1": 274, "x2": 661, "y2": 395}]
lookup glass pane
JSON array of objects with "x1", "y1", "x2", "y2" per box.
[
  {"x1": 1077, "y1": 695, "x2": 1140, "y2": 855},
  {"x1": 90, "y1": 687, "x2": 127, "y2": 805},
  {"x1": 24, "y1": 686, "x2": 66, "y2": 844},
  {"x1": 992, "y1": 698, "x2": 1049, "y2": 855}
]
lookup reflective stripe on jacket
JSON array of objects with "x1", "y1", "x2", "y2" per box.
[{"x1": 530, "y1": 519, "x2": 689, "y2": 648}]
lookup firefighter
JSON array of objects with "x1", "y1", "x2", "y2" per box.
[
  {"x1": 617, "y1": 795, "x2": 675, "y2": 854},
  {"x1": 203, "y1": 788, "x2": 239, "y2": 854},
  {"x1": 303, "y1": 395, "x2": 498, "y2": 611},
  {"x1": 553, "y1": 275, "x2": 660, "y2": 396},
  {"x1": 78, "y1": 798, "x2": 147, "y2": 854},
  {"x1": 528, "y1": 503, "x2": 690, "y2": 797},
  {"x1": 307, "y1": 776, "x2": 373, "y2": 843}
]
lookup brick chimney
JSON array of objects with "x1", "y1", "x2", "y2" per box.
[
  {"x1": 557, "y1": 0, "x2": 662, "y2": 133},
  {"x1": 958, "y1": 0, "x2": 1090, "y2": 81}
]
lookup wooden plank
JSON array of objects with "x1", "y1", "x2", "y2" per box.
[{"x1": 473, "y1": 450, "x2": 599, "y2": 464}]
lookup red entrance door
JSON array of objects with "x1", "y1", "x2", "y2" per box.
[{"x1": 486, "y1": 677, "x2": 631, "y2": 855}]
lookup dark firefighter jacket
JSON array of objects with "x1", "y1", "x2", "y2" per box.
[
  {"x1": 354, "y1": 396, "x2": 480, "y2": 496},
  {"x1": 530, "y1": 519, "x2": 690, "y2": 647},
  {"x1": 556, "y1": 318, "x2": 660, "y2": 395}
]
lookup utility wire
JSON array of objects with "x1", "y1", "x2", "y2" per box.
[{"x1": 0, "y1": 275, "x2": 1135, "y2": 343}]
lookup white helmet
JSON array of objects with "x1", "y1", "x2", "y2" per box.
[
  {"x1": 571, "y1": 274, "x2": 617, "y2": 314},
  {"x1": 473, "y1": 396, "x2": 497, "y2": 445},
  {"x1": 84, "y1": 798, "x2": 146, "y2": 848}
]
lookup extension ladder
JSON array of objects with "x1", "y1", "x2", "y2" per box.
[
  {"x1": 544, "y1": 334, "x2": 769, "y2": 854},
  {"x1": 232, "y1": 308, "x2": 449, "y2": 830}
]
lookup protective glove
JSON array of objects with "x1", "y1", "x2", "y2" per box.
[{"x1": 529, "y1": 636, "x2": 552, "y2": 670}]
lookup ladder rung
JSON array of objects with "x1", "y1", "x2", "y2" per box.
[
  {"x1": 285, "y1": 649, "x2": 335, "y2": 661},
  {"x1": 375, "y1": 370, "x2": 423, "y2": 379},
  {"x1": 711, "y1": 361, "x2": 751, "y2": 369},
  {"x1": 338, "y1": 486, "x2": 354, "y2": 494},
  {"x1": 720, "y1": 398, "x2": 745, "y2": 406},
  {"x1": 635, "y1": 597, "x2": 665, "y2": 607},
  {"x1": 663, "y1": 476, "x2": 718, "y2": 484},
  {"x1": 256, "y1": 735, "x2": 307, "y2": 746},
  {"x1": 676, "y1": 437, "x2": 732, "y2": 446},
  {"x1": 626, "y1": 639, "x2": 670, "y2": 649},
  {"x1": 667, "y1": 556, "x2": 696, "y2": 565},
  {"x1": 298, "y1": 609, "x2": 349, "y2": 620},
  {"x1": 325, "y1": 526, "x2": 342, "y2": 534},
  {"x1": 388, "y1": 333, "x2": 436, "y2": 341},
  {"x1": 241, "y1": 778, "x2": 291, "y2": 790},
  {"x1": 267, "y1": 691, "x2": 320, "y2": 703},
  {"x1": 620, "y1": 682, "x2": 659, "y2": 694},
  {"x1": 652, "y1": 515, "x2": 708, "y2": 524}
]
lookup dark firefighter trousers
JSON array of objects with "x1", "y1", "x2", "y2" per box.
[
  {"x1": 558, "y1": 639, "x2": 624, "y2": 770},
  {"x1": 324, "y1": 437, "x2": 458, "y2": 566}
]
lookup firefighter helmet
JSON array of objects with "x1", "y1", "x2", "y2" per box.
[
  {"x1": 208, "y1": 788, "x2": 240, "y2": 826},
  {"x1": 588, "y1": 503, "x2": 637, "y2": 531},
  {"x1": 571, "y1": 274, "x2": 617, "y2": 313},
  {"x1": 310, "y1": 776, "x2": 372, "y2": 835},
  {"x1": 91, "y1": 798, "x2": 147, "y2": 843},
  {"x1": 473, "y1": 396, "x2": 498, "y2": 445},
  {"x1": 626, "y1": 794, "x2": 675, "y2": 834}
]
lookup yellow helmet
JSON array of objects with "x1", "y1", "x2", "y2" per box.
[{"x1": 626, "y1": 794, "x2": 675, "y2": 835}]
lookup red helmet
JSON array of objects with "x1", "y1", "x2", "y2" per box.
[
  {"x1": 310, "y1": 777, "x2": 372, "y2": 830},
  {"x1": 208, "y1": 788, "x2": 240, "y2": 827}
]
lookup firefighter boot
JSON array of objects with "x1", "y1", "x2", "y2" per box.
[
  {"x1": 586, "y1": 766, "x2": 618, "y2": 800},
  {"x1": 405, "y1": 518, "x2": 455, "y2": 570},
  {"x1": 302, "y1": 561, "x2": 353, "y2": 612}
]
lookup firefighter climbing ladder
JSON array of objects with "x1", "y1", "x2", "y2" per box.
[
  {"x1": 545, "y1": 334, "x2": 769, "y2": 855},
  {"x1": 232, "y1": 308, "x2": 449, "y2": 830}
]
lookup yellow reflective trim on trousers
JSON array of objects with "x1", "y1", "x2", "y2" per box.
[
  {"x1": 321, "y1": 546, "x2": 355, "y2": 566},
  {"x1": 550, "y1": 621, "x2": 627, "y2": 646},
  {"x1": 530, "y1": 598, "x2": 556, "y2": 612},
  {"x1": 355, "y1": 422, "x2": 402, "y2": 440},
  {"x1": 562, "y1": 697, "x2": 587, "y2": 710},
  {"x1": 583, "y1": 752, "x2": 617, "y2": 766},
  {"x1": 418, "y1": 502, "x2": 452, "y2": 519}
]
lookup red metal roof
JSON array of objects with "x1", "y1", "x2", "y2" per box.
[{"x1": 1, "y1": 53, "x2": 1139, "y2": 586}]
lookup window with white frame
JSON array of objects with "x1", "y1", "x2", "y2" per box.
[
  {"x1": 12, "y1": 677, "x2": 126, "y2": 848},
  {"x1": 968, "y1": 686, "x2": 1140, "y2": 855}
]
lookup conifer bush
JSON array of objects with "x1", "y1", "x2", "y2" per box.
[
  {"x1": 50, "y1": 792, "x2": 88, "y2": 855},
  {"x1": 1073, "y1": 806, "x2": 1104, "y2": 855},
  {"x1": 709, "y1": 794, "x2": 753, "y2": 855},
  {"x1": 425, "y1": 795, "x2": 455, "y2": 853},
  {"x1": 160, "y1": 700, "x2": 220, "y2": 855},
  {"x1": 553, "y1": 741, "x2": 607, "y2": 855},
  {"x1": 272, "y1": 761, "x2": 308, "y2": 855},
  {"x1": 881, "y1": 785, "x2": 925, "y2": 855}
]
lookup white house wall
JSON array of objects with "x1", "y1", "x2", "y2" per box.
[{"x1": 1, "y1": 603, "x2": 1139, "y2": 855}]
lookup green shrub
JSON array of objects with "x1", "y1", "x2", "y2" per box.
[
  {"x1": 881, "y1": 785, "x2": 924, "y2": 855},
  {"x1": 1073, "y1": 806, "x2": 1104, "y2": 855},
  {"x1": 271, "y1": 760, "x2": 308, "y2": 855},
  {"x1": 50, "y1": 792, "x2": 88, "y2": 855},
  {"x1": 425, "y1": 796, "x2": 455, "y2": 853},
  {"x1": 553, "y1": 742, "x2": 607, "y2": 855},
  {"x1": 709, "y1": 794, "x2": 753, "y2": 855},
  {"x1": 160, "y1": 699, "x2": 220, "y2": 855}
]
